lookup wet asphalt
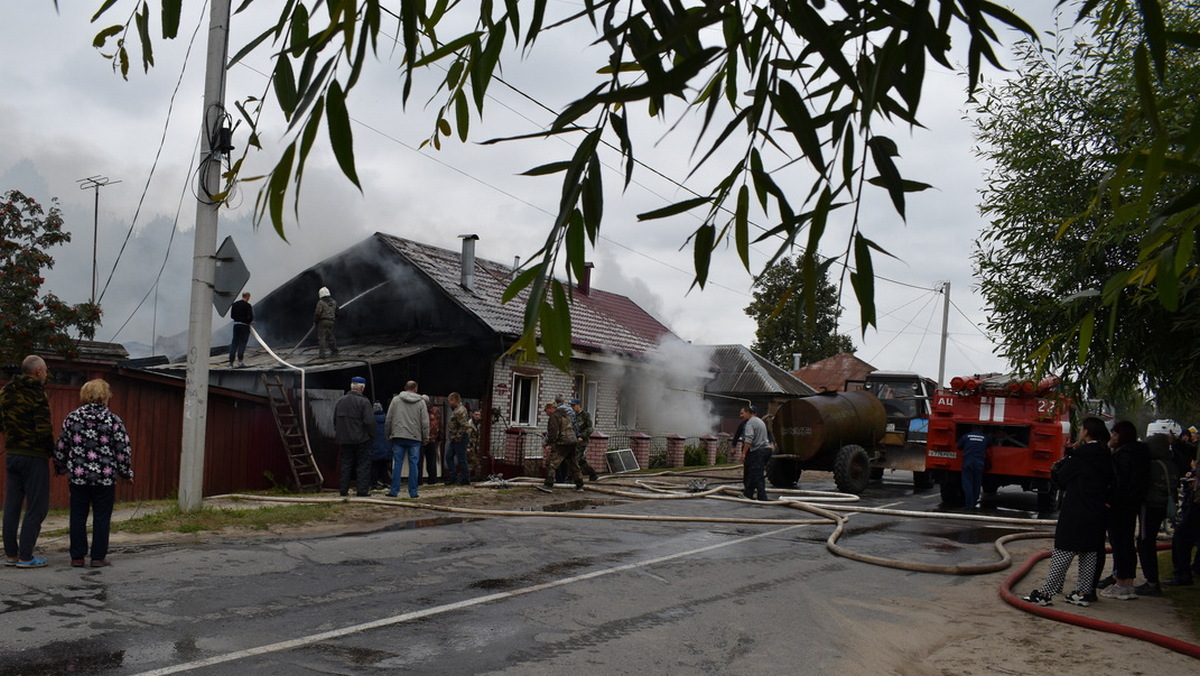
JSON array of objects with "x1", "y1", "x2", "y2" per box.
[{"x1": 0, "y1": 473, "x2": 1051, "y2": 675}]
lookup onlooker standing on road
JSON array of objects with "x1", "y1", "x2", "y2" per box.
[
  {"x1": 445, "y1": 393, "x2": 471, "y2": 485},
  {"x1": 1023, "y1": 418, "x2": 1115, "y2": 607},
  {"x1": 1135, "y1": 433, "x2": 1178, "y2": 596},
  {"x1": 570, "y1": 399, "x2": 600, "y2": 482},
  {"x1": 53, "y1": 379, "x2": 133, "y2": 568},
  {"x1": 1097, "y1": 420, "x2": 1150, "y2": 600},
  {"x1": 739, "y1": 406, "x2": 772, "y2": 501},
  {"x1": 957, "y1": 426, "x2": 989, "y2": 509},
  {"x1": 228, "y1": 291, "x2": 254, "y2": 368},
  {"x1": 1, "y1": 355, "x2": 55, "y2": 568},
  {"x1": 385, "y1": 381, "x2": 429, "y2": 498},
  {"x1": 1164, "y1": 455, "x2": 1200, "y2": 587},
  {"x1": 334, "y1": 376, "x2": 375, "y2": 497},
  {"x1": 370, "y1": 402, "x2": 391, "y2": 489},
  {"x1": 314, "y1": 287, "x2": 339, "y2": 359},
  {"x1": 540, "y1": 402, "x2": 582, "y2": 493},
  {"x1": 421, "y1": 396, "x2": 442, "y2": 485}
]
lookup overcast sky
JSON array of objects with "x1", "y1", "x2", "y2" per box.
[{"x1": 2, "y1": 1, "x2": 1064, "y2": 383}]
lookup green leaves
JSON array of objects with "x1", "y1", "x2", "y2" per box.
[{"x1": 0, "y1": 191, "x2": 102, "y2": 361}]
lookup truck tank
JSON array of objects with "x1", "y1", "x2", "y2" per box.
[{"x1": 771, "y1": 390, "x2": 886, "y2": 463}]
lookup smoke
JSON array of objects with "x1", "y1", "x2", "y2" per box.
[{"x1": 604, "y1": 337, "x2": 716, "y2": 435}]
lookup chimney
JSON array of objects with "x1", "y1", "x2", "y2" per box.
[
  {"x1": 459, "y1": 234, "x2": 478, "y2": 292},
  {"x1": 578, "y1": 261, "x2": 594, "y2": 296}
]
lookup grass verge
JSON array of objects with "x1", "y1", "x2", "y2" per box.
[{"x1": 108, "y1": 500, "x2": 358, "y2": 534}]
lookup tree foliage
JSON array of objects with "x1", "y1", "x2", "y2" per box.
[
  {"x1": 745, "y1": 257, "x2": 854, "y2": 370},
  {"x1": 0, "y1": 191, "x2": 102, "y2": 363},
  {"x1": 971, "y1": 1, "x2": 1200, "y2": 409},
  {"x1": 80, "y1": 1, "x2": 1197, "y2": 374}
]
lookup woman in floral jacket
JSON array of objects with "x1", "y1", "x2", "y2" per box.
[{"x1": 53, "y1": 379, "x2": 133, "y2": 568}]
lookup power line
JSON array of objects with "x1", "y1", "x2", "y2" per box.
[{"x1": 97, "y1": 2, "x2": 207, "y2": 305}]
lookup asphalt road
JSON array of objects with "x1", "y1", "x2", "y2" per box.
[{"x1": 0, "y1": 473, "x2": 1050, "y2": 675}]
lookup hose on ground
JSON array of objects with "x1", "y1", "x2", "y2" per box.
[{"x1": 1001, "y1": 543, "x2": 1200, "y2": 660}]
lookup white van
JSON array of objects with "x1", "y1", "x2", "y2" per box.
[{"x1": 1146, "y1": 419, "x2": 1182, "y2": 438}]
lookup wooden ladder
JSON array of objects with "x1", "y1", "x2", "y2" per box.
[{"x1": 262, "y1": 374, "x2": 324, "y2": 490}]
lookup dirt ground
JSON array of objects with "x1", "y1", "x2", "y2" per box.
[{"x1": 39, "y1": 473, "x2": 1200, "y2": 673}]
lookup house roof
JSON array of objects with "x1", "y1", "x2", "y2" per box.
[
  {"x1": 704, "y1": 344, "x2": 817, "y2": 396},
  {"x1": 791, "y1": 352, "x2": 876, "y2": 392},
  {"x1": 377, "y1": 234, "x2": 676, "y2": 357}
]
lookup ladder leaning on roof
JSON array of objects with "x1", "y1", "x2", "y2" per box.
[{"x1": 261, "y1": 373, "x2": 324, "y2": 490}]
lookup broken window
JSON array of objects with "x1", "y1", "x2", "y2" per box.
[{"x1": 511, "y1": 374, "x2": 538, "y2": 426}]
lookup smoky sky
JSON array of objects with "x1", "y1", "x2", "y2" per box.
[{"x1": 0, "y1": 0, "x2": 1066, "y2": 381}]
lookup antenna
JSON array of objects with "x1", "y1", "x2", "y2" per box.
[{"x1": 76, "y1": 175, "x2": 122, "y2": 304}]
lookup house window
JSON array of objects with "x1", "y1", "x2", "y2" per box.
[
  {"x1": 584, "y1": 381, "x2": 599, "y2": 419},
  {"x1": 617, "y1": 387, "x2": 637, "y2": 429},
  {"x1": 511, "y1": 374, "x2": 539, "y2": 426}
]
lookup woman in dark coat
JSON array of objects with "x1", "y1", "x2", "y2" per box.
[
  {"x1": 1023, "y1": 417, "x2": 1115, "y2": 607},
  {"x1": 1096, "y1": 420, "x2": 1150, "y2": 599}
]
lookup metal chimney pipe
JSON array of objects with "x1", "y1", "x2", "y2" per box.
[
  {"x1": 792, "y1": 353, "x2": 802, "y2": 371},
  {"x1": 579, "y1": 261, "x2": 594, "y2": 296},
  {"x1": 459, "y1": 234, "x2": 479, "y2": 291}
]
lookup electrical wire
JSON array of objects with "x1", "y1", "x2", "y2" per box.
[{"x1": 97, "y1": 1, "x2": 207, "y2": 305}]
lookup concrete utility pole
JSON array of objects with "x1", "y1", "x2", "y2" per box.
[
  {"x1": 76, "y1": 175, "x2": 121, "y2": 304},
  {"x1": 180, "y1": 0, "x2": 232, "y2": 512},
  {"x1": 937, "y1": 281, "x2": 951, "y2": 387}
]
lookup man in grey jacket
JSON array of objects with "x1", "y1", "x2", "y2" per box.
[
  {"x1": 334, "y1": 376, "x2": 375, "y2": 497},
  {"x1": 385, "y1": 381, "x2": 430, "y2": 498}
]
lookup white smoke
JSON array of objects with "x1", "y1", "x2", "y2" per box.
[{"x1": 604, "y1": 337, "x2": 717, "y2": 435}]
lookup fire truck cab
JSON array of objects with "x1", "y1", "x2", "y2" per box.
[{"x1": 926, "y1": 375, "x2": 1071, "y2": 511}]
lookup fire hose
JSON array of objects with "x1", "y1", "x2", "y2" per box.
[{"x1": 209, "y1": 474, "x2": 1199, "y2": 659}]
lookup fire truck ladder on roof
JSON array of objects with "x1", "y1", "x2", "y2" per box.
[{"x1": 262, "y1": 373, "x2": 324, "y2": 490}]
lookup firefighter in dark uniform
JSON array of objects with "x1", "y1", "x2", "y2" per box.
[
  {"x1": 957, "y1": 426, "x2": 989, "y2": 509},
  {"x1": 570, "y1": 399, "x2": 600, "y2": 481}
]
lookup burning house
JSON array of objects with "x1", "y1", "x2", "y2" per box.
[{"x1": 160, "y1": 233, "x2": 715, "y2": 482}]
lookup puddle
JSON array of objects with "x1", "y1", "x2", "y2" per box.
[
  {"x1": 534, "y1": 499, "x2": 625, "y2": 512},
  {"x1": 344, "y1": 516, "x2": 480, "y2": 536},
  {"x1": 930, "y1": 526, "x2": 1023, "y2": 545}
]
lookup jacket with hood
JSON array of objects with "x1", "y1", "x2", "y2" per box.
[
  {"x1": 385, "y1": 391, "x2": 430, "y2": 442},
  {"x1": 314, "y1": 296, "x2": 338, "y2": 324},
  {"x1": 0, "y1": 374, "x2": 54, "y2": 458}
]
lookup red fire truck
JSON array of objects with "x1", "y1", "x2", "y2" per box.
[{"x1": 925, "y1": 374, "x2": 1072, "y2": 511}]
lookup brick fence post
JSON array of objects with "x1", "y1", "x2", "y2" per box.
[
  {"x1": 701, "y1": 434, "x2": 717, "y2": 466},
  {"x1": 630, "y1": 432, "x2": 651, "y2": 470},
  {"x1": 588, "y1": 432, "x2": 608, "y2": 475},
  {"x1": 666, "y1": 434, "x2": 685, "y2": 467}
]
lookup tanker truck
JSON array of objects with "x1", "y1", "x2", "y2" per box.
[{"x1": 767, "y1": 371, "x2": 937, "y2": 494}]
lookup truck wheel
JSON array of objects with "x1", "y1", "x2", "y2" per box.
[
  {"x1": 912, "y1": 471, "x2": 934, "y2": 491},
  {"x1": 939, "y1": 472, "x2": 964, "y2": 507},
  {"x1": 1037, "y1": 489, "x2": 1060, "y2": 513},
  {"x1": 833, "y1": 445, "x2": 870, "y2": 494},
  {"x1": 766, "y1": 456, "x2": 801, "y2": 488}
]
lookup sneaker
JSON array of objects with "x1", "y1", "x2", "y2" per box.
[
  {"x1": 535, "y1": 485, "x2": 553, "y2": 494},
  {"x1": 1100, "y1": 585, "x2": 1137, "y2": 600},
  {"x1": 1022, "y1": 590, "x2": 1053, "y2": 606},
  {"x1": 14, "y1": 557, "x2": 48, "y2": 569},
  {"x1": 3, "y1": 558, "x2": 16, "y2": 567},
  {"x1": 1134, "y1": 582, "x2": 1163, "y2": 597},
  {"x1": 1096, "y1": 575, "x2": 1116, "y2": 590},
  {"x1": 1064, "y1": 591, "x2": 1091, "y2": 607},
  {"x1": 1162, "y1": 577, "x2": 1194, "y2": 586},
  {"x1": 1080, "y1": 591, "x2": 1098, "y2": 603},
  {"x1": 71, "y1": 559, "x2": 86, "y2": 568}
]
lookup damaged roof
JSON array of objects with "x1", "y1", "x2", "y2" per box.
[
  {"x1": 704, "y1": 344, "x2": 817, "y2": 396},
  {"x1": 376, "y1": 234, "x2": 676, "y2": 356},
  {"x1": 791, "y1": 352, "x2": 876, "y2": 391}
]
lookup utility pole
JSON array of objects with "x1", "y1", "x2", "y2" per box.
[
  {"x1": 180, "y1": 0, "x2": 232, "y2": 512},
  {"x1": 937, "y1": 281, "x2": 951, "y2": 387},
  {"x1": 76, "y1": 175, "x2": 121, "y2": 304}
]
